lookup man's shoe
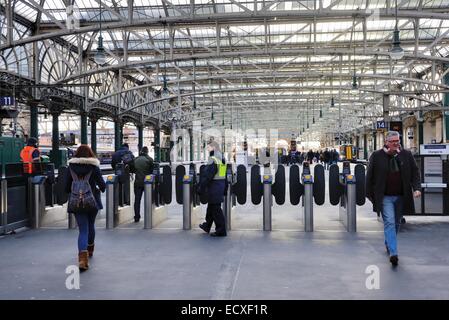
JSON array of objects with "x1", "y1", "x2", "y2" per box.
[
  {"x1": 210, "y1": 232, "x2": 226, "y2": 237},
  {"x1": 134, "y1": 217, "x2": 140, "y2": 223},
  {"x1": 390, "y1": 255, "x2": 399, "y2": 266},
  {"x1": 199, "y1": 223, "x2": 210, "y2": 234}
]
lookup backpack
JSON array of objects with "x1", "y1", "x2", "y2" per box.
[
  {"x1": 121, "y1": 151, "x2": 134, "y2": 165},
  {"x1": 67, "y1": 167, "x2": 98, "y2": 213}
]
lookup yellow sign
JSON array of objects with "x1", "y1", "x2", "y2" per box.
[
  {"x1": 347, "y1": 175, "x2": 353, "y2": 179},
  {"x1": 305, "y1": 175, "x2": 311, "y2": 179},
  {"x1": 263, "y1": 175, "x2": 269, "y2": 179},
  {"x1": 107, "y1": 176, "x2": 113, "y2": 181},
  {"x1": 184, "y1": 175, "x2": 190, "y2": 180}
]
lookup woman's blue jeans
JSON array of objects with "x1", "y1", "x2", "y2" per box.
[
  {"x1": 382, "y1": 196, "x2": 403, "y2": 257},
  {"x1": 74, "y1": 210, "x2": 98, "y2": 252}
]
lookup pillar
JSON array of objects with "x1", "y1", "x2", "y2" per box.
[
  {"x1": 189, "y1": 128, "x2": 193, "y2": 161},
  {"x1": 372, "y1": 131, "x2": 377, "y2": 150},
  {"x1": 114, "y1": 119, "x2": 122, "y2": 151},
  {"x1": 90, "y1": 117, "x2": 97, "y2": 154},
  {"x1": 138, "y1": 125, "x2": 144, "y2": 152},
  {"x1": 444, "y1": 64, "x2": 449, "y2": 142},
  {"x1": 154, "y1": 127, "x2": 160, "y2": 162},
  {"x1": 80, "y1": 112, "x2": 88, "y2": 145},
  {"x1": 51, "y1": 111, "x2": 60, "y2": 168},
  {"x1": 30, "y1": 104, "x2": 38, "y2": 139},
  {"x1": 363, "y1": 133, "x2": 368, "y2": 160}
]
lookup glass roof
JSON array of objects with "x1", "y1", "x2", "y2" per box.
[{"x1": 3, "y1": 0, "x2": 449, "y2": 132}]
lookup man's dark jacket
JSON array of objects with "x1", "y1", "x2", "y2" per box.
[
  {"x1": 198, "y1": 151, "x2": 226, "y2": 204},
  {"x1": 366, "y1": 148, "x2": 421, "y2": 215},
  {"x1": 133, "y1": 154, "x2": 154, "y2": 188}
]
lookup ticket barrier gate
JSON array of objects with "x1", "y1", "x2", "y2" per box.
[
  {"x1": 0, "y1": 163, "x2": 61, "y2": 232},
  {"x1": 288, "y1": 162, "x2": 326, "y2": 232},
  {"x1": 328, "y1": 161, "x2": 365, "y2": 232},
  {"x1": 105, "y1": 175, "x2": 119, "y2": 229},
  {"x1": 175, "y1": 164, "x2": 202, "y2": 230},
  {"x1": 223, "y1": 164, "x2": 235, "y2": 231}
]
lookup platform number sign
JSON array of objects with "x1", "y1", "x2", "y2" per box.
[
  {"x1": 0, "y1": 96, "x2": 15, "y2": 106},
  {"x1": 376, "y1": 121, "x2": 386, "y2": 129}
]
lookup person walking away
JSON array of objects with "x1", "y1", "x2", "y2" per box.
[
  {"x1": 132, "y1": 146, "x2": 154, "y2": 222},
  {"x1": 366, "y1": 131, "x2": 421, "y2": 266},
  {"x1": 64, "y1": 145, "x2": 106, "y2": 271},
  {"x1": 198, "y1": 140, "x2": 227, "y2": 237}
]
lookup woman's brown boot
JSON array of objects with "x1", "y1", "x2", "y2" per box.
[
  {"x1": 87, "y1": 244, "x2": 95, "y2": 257},
  {"x1": 78, "y1": 251, "x2": 89, "y2": 271}
]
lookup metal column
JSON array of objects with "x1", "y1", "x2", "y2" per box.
[
  {"x1": 444, "y1": 64, "x2": 449, "y2": 142},
  {"x1": 106, "y1": 175, "x2": 118, "y2": 229},
  {"x1": 51, "y1": 112, "x2": 60, "y2": 168},
  {"x1": 262, "y1": 174, "x2": 272, "y2": 231},
  {"x1": 30, "y1": 103, "x2": 38, "y2": 139},
  {"x1": 138, "y1": 125, "x2": 144, "y2": 153},
  {"x1": 339, "y1": 175, "x2": 357, "y2": 232},
  {"x1": 31, "y1": 176, "x2": 46, "y2": 229},
  {"x1": 346, "y1": 178, "x2": 357, "y2": 232},
  {"x1": 302, "y1": 174, "x2": 314, "y2": 232},
  {"x1": 68, "y1": 212, "x2": 77, "y2": 229},
  {"x1": 182, "y1": 175, "x2": 192, "y2": 230},
  {"x1": 114, "y1": 120, "x2": 122, "y2": 151},
  {"x1": 224, "y1": 177, "x2": 232, "y2": 231},
  {"x1": 154, "y1": 128, "x2": 161, "y2": 162},
  {"x1": 1, "y1": 179, "x2": 7, "y2": 230},
  {"x1": 80, "y1": 112, "x2": 88, "y2": 145},
  {"x1": 144, "y1": 175, "x2": 154, "y2": 229},
  {"x1": 90, "y1": 117, "x2": 97, "y2": 154}
]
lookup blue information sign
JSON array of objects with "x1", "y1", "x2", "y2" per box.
[
  {"x1": 376, "y1": 121, "x2": 386, "y2": 129},
  {"x1": 0, "y1": 96, "x2": 15, "y2": 106}
]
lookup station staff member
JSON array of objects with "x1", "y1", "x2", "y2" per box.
[
  {"x1": 20, "y1": 137, "x2": 41, "y2": 174},
  {"x1": 198, "y1": 140, "x2": 227, "y2": 237}
]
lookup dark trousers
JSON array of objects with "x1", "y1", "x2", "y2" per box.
[
  {"x1": 204, "y1": 203, "x2": 226, "y2": 235},
  {"x1": 134, "y1": 186, "x2": 144, "y2": 220}
]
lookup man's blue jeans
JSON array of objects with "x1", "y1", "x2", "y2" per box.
[
  {"x1": 74, "y1": 210, "x2": 98, "y2": 252},
  {"x1": 382, "y1": 196, "x2": 403, "y2": 257}
]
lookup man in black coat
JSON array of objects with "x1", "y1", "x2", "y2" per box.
[
  {"x1": 366, "y1": 131, "x2": 421, "y2": 266},
  {"x1": 198, "y1": 140, "x2": 227, "y2": 237}
]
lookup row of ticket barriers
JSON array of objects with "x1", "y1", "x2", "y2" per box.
[
  {"x1": 0, "y1": 160, "x2": 366, "y2": 234},
  {"x1": 102, "y1": 161, "x2": 366, "y2": 232}
]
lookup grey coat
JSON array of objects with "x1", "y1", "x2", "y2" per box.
[{"x1": 366, "y1": 148, "x2": 421, "y2": 215}]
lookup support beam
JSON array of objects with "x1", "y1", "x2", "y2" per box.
[
  {"x1": 51, "y1": 111, "x2": 60, "y2": 169},
  {"x1": 154, "y1": 127, "x2": 161, "y2": 162},
  {"x1": 90, "y1": 117, "x2": 97, "y2": 154},
  {"x1": 138, "y1": 125, "x2": 143, "y2": 152},
  {"x1": 189, "y1": 128, "x2": 193, "y2": 161},
  {"x1": 114, "y1": 119, "x2": 122, "y2": 151},
  {"x1": 80, "y1": 112, "x2": 88, "y2": 144},
  {"x1": 444, "y1": 64, "x2": 449, "y2": 142},
  {"x1": 30, "y1": 104, "x2": 38, "y2": 139}
]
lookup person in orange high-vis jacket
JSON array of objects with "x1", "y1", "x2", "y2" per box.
[{"x1": 20, "y1": 137, "x2": 41, "y2": 174}]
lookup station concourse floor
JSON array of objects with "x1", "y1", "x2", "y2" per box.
[{"x1": 1, "y1": 163, "x2": 449, "y2": 300}]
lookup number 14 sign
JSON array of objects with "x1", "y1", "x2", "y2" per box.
[{"x1": 376, "y1": 121, "x2": 386, "y2": 129}]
